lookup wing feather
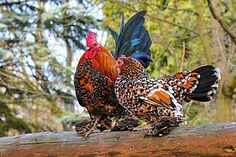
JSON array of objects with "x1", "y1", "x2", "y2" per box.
[{"x1": 140, "y1": 88, "x2": 182, "y2": 111}]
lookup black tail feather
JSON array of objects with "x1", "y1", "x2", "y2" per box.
[{"x1": 187, "y1": 65, "x2": 220, "y2": 102}]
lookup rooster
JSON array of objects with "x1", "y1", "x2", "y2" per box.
[
  {"x1": 114, "y1": 56, "x2": 220, "y2": 136},
  {"x1": 74, "y1": 11, "x2": 152, "y2": 137}
]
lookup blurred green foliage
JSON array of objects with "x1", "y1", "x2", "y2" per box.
[
  {"x1": 0, "y1": 0, "x2": 98, "y2": 136},
  {"x1": 102, "y1": 0, "x2": 236, "y2": 125},
  {"x1": 0, "y1": 0, "x2": 235, "y2": 137}
]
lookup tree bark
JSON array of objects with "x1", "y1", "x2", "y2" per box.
[
  {"x1": 0, "y1": 122, "x2": 236, "y2": 157},
  {"x1": 207, "y1": 0, "x2": 236, "y2": 45},
  {"x1": 210, "y1": 0, "x2": 234, "y2": 122},
  {"x1": 193, "y1": 0, "x2": 212, "y2": 64}
]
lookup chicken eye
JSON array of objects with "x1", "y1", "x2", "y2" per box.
[{"x1": 117, "y1": 59, "x2": 124, "y2": 68}]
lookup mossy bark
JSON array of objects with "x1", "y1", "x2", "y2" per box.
[
  {"x1": 193, "y1": 0, "x2": 212, "y2": 64},
  {"x1": 0, "y1": 123, "x2": 236, "y2": 157},
  {"x1": 210, "y1": 0, "x2": 235, "y2": 122}
]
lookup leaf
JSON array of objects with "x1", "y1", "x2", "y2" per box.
[
  {"x1": 160, "y1": 0, "x2": 169, "y2": 11},
  {"x1": 107, "y1": 26, "x2": 118, "y2": 43}
]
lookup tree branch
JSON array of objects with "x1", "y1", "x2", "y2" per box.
[
  {"x1": 137, "y1": 0, "x2": 196, "y2": 13},
  {"x1": 207, "y1": 0, "x2": 236, "y2": 45},
  {"x1": 108, "y1": 0, "x2": 198, "y2": 35},
  {"x1": 0, "y1": 123, "x2": 236, "y2": 156}
]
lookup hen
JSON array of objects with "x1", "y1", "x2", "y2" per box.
[
  {"x1": 115, "y1": 56, "x2": 220, "y2": 136},
  {"x1": 74, "y1": 11, "x2": 152, "y2": 137}
]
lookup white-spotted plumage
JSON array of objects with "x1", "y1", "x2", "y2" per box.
[{"x1": 115, "y1": 57, "x2": 220, "y2": 135}]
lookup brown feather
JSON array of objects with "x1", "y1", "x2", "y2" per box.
[
  {"x1": 147, "y1": 90, "x2": 172, "y2": 106},
  {"x1": 90, "y1": 46, "x2": 118, "y2": 81}
]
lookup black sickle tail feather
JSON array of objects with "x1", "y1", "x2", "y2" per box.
[
  {"x1": 108, "y1": 10, "x2": 152, "y2": 68},
  {"x1": 186, "y1": 65, "x2": 221, "y2": 102}
]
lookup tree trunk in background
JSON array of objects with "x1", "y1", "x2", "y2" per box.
[
  {"x1": 193, "y1": 0, "x2": 212, "y2": 64},
  {"x1": 63, "y1": 0, "x2": 74, "y2": 113},
  {"x1": 34, "y1": 0, "x2": 45, "y2": 85},
  {"x1": 210, "y1": 0, "x2": 234, "y2": 122},
  {"x1": 65, "y1": 39, "x2": 73, "y2": 68},
  {"x1": 218, "y1": 74, "x2": 236, "y2": 121},
  {"x1": 217, "y1": 92, "x2": 233, "y2": 122},
  {"x1": 65, "y1": 38, "x2": 74, "y2": 112},
  {"x1": 35, "y1": 0, "x2": 43, "y2": 43},
  {"x1": 32, "y1": 0, "x2": 44, "y2": 125},
  {"x1": 65, "y1": 34, "x2": 73, "y2": 85},
  {"x1": 64, "y1": 0, "x2": 73, "y2": 77}
]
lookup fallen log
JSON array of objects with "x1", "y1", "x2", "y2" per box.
[{"x1": 0, "y1": 122, "x2": 236, "y2": 157}]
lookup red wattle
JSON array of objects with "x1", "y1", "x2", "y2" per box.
[{"x1": 85, "y1": 49, "x2": 97, "y2": 59}]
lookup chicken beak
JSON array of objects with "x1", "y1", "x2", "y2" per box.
[
  {"x1": 114, "y1": 62, "x2": 121, "y2": 74},
  {"x1": 115, "y1": 62, "x2": 118, "y2": 68},
  {"x1": 117, "y1": 68, "x2": 121, "y2": 75}
]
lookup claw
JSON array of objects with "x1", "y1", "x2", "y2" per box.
[
  {"x1": 102, "y1": 129, "x2": 112, "y2": 133},
  {"x1": 144, "y1": 121, "x2": 173, "y2": 137},
  {"x1": 84, "y1": 116, "x2": 100, "y2": 138}
]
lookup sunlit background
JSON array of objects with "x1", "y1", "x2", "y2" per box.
[{"x1": 0, "y1": 0, "x2": 235, "y2": 137}]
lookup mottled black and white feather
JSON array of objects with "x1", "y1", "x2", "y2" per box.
[
  {"x1": 115, "y1": 56, "x2": 221, "y2": 129},
  {"x1": 157, "y1": 65, "x2": 221, "y2": 104}
]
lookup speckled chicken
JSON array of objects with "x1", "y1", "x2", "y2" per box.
[
  {"x1": 114, "y1": 56, "x2": 220, "y2": 136},
  {"x1": 74, "y1": 11, "x2": 152, "y2": 137}
]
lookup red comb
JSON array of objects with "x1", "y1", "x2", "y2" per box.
[{"x1": 86, "y1": 31, "x2": 97, "y2": 47}]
